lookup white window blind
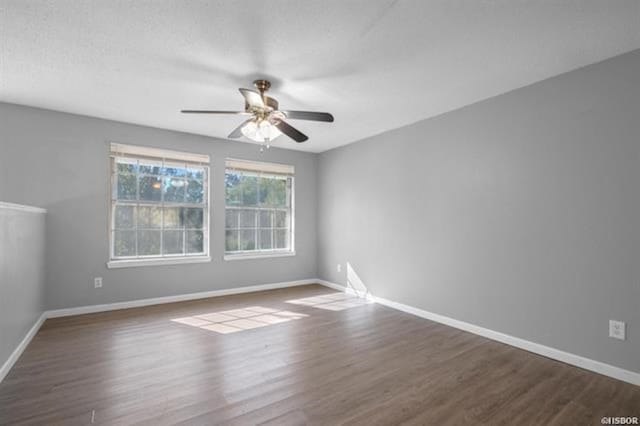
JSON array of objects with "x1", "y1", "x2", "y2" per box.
[
  {"x1": 110, "y1": 143, "x2": 210, "y2": 165},
  {"x1": 225, "y1": 158, "x2": 294, "y2": 176}
]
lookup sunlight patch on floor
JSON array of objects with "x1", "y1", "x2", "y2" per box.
[
  {"x1": 286, "y1": 292, "x2": 372, "y2": 311},
  {"x1": 171, "y1": 306, "x2": 308, "y2": 334}
]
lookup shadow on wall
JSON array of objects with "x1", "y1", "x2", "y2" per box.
[{"x1": 347, "y1": 262, "x2": 371, "y2": 299}]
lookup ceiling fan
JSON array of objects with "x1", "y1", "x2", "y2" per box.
[{"x1": 181, "y1": 79, "x2": 334, "y2": 148}]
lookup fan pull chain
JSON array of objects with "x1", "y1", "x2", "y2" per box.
[{"x1": 260, "y1": 136, "x2": 271, "y2": 153}]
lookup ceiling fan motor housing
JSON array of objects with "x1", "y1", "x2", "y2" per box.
[{"x1": 245, "y1": 96, "x2": 278, "y2": 115}]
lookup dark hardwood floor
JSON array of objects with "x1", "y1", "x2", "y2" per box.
[{"x1": 0, "y1": 284, "x2": 638, "y2": 425}]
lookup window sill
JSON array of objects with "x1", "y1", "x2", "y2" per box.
[
  {"x1": 224, "y1": 251, "x2": 296, "y2": 261},
  {"x1": 107, "y1": 256, "x2": 211, "y2": 269}
]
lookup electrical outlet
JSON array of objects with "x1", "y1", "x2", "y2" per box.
[
  {"x1": 609, "y1": 320, "x2": 626, "y2": 341},
  {"x1": 337, "y1": 263, "x2": 341, "y2": 273},
  {"x1": 94, "y1": 277, "x2": 103, "y2": 289}
]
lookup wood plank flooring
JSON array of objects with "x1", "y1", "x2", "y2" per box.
[{"x1": 0, "y1": 284, "x2": 638, "y2": 425}]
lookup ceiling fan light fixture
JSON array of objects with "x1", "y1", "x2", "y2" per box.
[
  {"x1": 182, "y1": 79, "x2": 333, "y2": 146},
  {"x1": 241, "y1": 119, "x2": 282, "y2": 142}
]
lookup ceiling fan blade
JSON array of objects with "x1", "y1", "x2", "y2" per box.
[
  {"x1": 239, "y1": 88, "x2": 265, "y2": 109},
  {"x1": 228, "y1": 119, "x2": 254, "y2": 139},
  {"x1": 281, "y1": 111, "x2": 334, "y2": 122},
  {"x1": 181, "y1": 110, "x2": 250, "y2": 115},
  {"x1": 273, "y1": 119, "x2": 308, "y2": 143}
]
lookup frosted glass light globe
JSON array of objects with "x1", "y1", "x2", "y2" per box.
[{"x1": 241, "y1": 119, "x2": 282, "y2": 142}]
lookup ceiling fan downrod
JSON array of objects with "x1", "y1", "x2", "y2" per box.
[{"x1": 253, "y1": 79, "x2": 271, "y2": 97}]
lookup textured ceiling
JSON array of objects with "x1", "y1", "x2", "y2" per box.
[{"x1": 1, "y1": 1, "x2": 639, "y2": 152}]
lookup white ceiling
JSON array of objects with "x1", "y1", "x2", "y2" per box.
[{"x1": 1, "y1": 1, "x2": 639, "y2": 153}]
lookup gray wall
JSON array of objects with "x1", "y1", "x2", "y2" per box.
[
  {"x1": 1, "y1": 50, "x2": 638, "y2": 375},
  {"x1": 0, "y1": 103, "x2": 317, "y2": 310},
  {"x1": 318, "y1": 50, "x2": 640, "y2": 373},
  {"x1": 0, "y1": 205, "x2": 46, "y2": 370}
]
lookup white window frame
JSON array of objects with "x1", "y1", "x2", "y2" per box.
[
  {"x1": 224, "y1": 158, "x2": 295, "y2": 260},
  {"x1": 107, "y1": 143, "x2": 211, "y2": 269}
]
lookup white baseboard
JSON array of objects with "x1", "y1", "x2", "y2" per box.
[
  {"x1": 0, "y1": 312, "x2": 47, "y2": 383},
  {"x1": 316, "y1": 279, "x2": 356, "y2": 294},
  {"x1": 47, "y1": 279, "x2": 317, "y2": 318},
  {"x1": 5, "y1": 279, "x2": 638, "y2": 388},
  {"x1": 317, "y1": 280, "x2": 640, "y2": 387},
  {"x1": 316, "y1": 279, "x2": 374, "y2": 300},
  {"x1": 1, "y1": 279, "x2": 318, "y2": 382}
]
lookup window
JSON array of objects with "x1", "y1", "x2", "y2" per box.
[
  {"x1": 225, "y1": 159, "x2": 294, "y2": 258},
  {"x1": 108, "y1": 143, "x2": 210, "y2": 267}
]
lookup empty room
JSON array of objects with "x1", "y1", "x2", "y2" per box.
[{"x1": 1, "y1": 1, "x2": 639, "y2": 425}]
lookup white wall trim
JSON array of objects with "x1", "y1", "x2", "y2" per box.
[
  {"x1": 317, "y1": 280, "x2": 640, "y2": 386},
  {"x1": 316, "y1": 279, "x2": 370, "y2": 299},
  {"x1": 224, "y1": 251, "x2": 296, "y2": 261},
  {"x1": 0, "y1": 312, "x2": 47, "y2": 383},
  {"x1": 0, "y1": 201, "x2": 46, "y2": 214},
  {"x1": 46, "y1": 279, "x2": 317, "y2": 318},
  {"x1": 1, "y1": 279, "x2": 318, "y2": 382},
  {"x1": 315, "y1": 279, "x2": 352, "y2": 293},
  {"x1": 5, "y1": 280, "x2": 638, "y2": 387},
  {"x1": 107, "y1": 256, "x2": 211, "y2": 269}
]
